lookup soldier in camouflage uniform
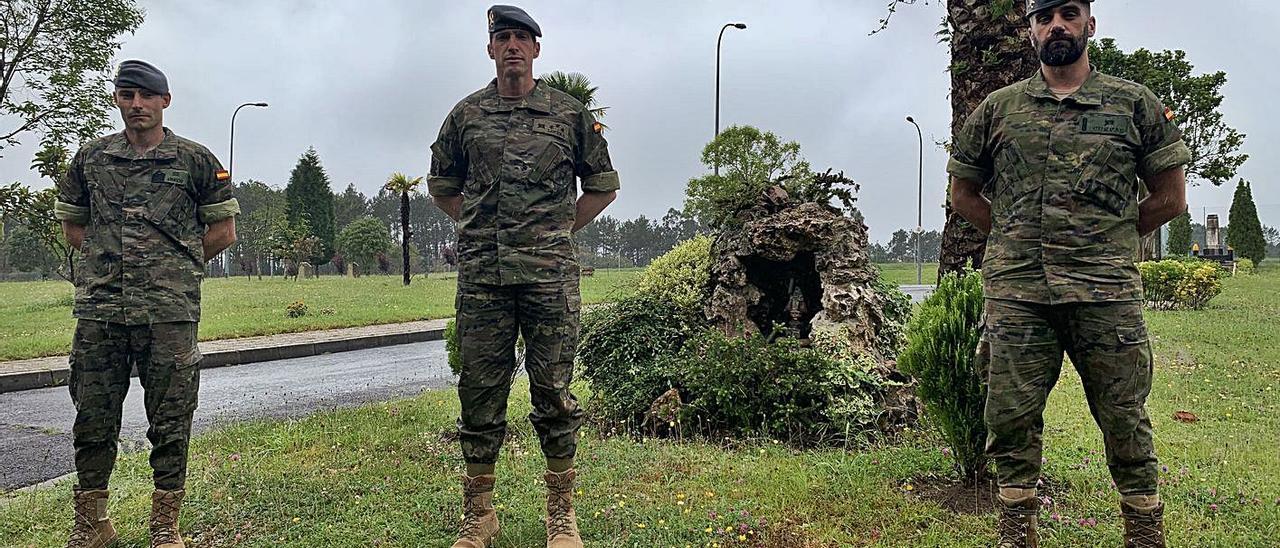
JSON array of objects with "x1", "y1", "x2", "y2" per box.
[
  {"x1": 428, "y1": 6, "x2": 618, "y2": 548},
  {"x1": 54, "y1": 60, "x2": 239, "y2": 548},
  {"x1": 947, "y1": 2, "x2": 1189, "y2": 547}
]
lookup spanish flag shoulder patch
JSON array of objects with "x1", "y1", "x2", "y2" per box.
[
  {"x1": 215, "y1": 170, "x2": 231, "y2": 181},
  {"x1": 1164, "y1": 107, "x2": 1176, "y2": 122}
]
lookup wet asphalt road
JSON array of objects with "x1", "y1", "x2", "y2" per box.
[{"x1": 0, "y1": 341, "x2": 452, "y2": 491}]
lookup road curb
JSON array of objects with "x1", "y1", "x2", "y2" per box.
[{"x1": 0, "y1": 326, "x2": 446, "y2": 395}]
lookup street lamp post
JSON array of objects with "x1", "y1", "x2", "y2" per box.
[
  {"x1": 226, "y1": 101, "x2": 268, "y2": 278},
  {"x1": 715, "y1": 22, "x2": 746, "y2": 176},
  {"x1": 906, "y1": 116, "x2": 923, "y2": 285}
]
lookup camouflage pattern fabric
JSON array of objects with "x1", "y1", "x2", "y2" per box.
[
  {"x1": 54, "y1": 128, "x2": 239, "y2": 325},
  {"x1": 982, "y1": 298, "x2": 1157, "y2": 495},
  {"x1": 428, "y1": 79, "x2": 619, "y2": 286},
  {"x1": 947, "y1": 70, "x2": 1191, "y2": 304},
  {"x1": 455, "y1": 280, "x2": 584, "y2": 464},
  {"x1": 69, "y1": 320, "x2": 202, "y2": 491}
]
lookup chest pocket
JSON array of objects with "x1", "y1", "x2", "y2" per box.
[
  {"x1": 1073, "y1": 138, "x2": 1137, "y2": 217},
  {"x1": 529, "y1": 118, "x2": 574, "y2": 186},
  {"x1": 147, "y1": 168, "x2": 196, "y2": 225},
  {"x1": 992, "y1": 141, "x2": 1036, "y2": 204}
]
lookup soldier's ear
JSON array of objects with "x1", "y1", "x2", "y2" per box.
[
  {"x1": 533, "y1": 41, "x2": 540, "y2": 60},
  {"x1": 1087, "y1": 16, "x2": 1096, "y2": 38},
  {"x1": 162, "y1": 94, "x2": 171, "y2": 109},
  {"x1": 487, "y1": 41, "x2": 496, "y2": 60}
]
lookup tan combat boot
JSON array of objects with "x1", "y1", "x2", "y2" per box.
[
  {"x1": 150, "y1": 489, "x2": 186, "y2": 548},
  {"x1": 995, "y1": 488, "x2": 1038, "y2": 548},
  {"x1": 1121, "y1": 495, "x2": 1166, "y2": 548},
  {"x1": 66, "y1": 488, "x2": 118, "y2": 548},
  {"x1": 452, "y1": 474, "x2": 500, "y2": 548},
  {"x1": 545, "y1": 469, "x2": 583, "y2": 548}
]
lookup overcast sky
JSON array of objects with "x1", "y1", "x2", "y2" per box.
[{"x1": 2, "y1": 0, "x2": 1277, "y2": 242}]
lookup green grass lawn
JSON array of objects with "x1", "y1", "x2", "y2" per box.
[
  {"x1": 3, "y1": 267, "x2": 1277, "y2": 546},
  {"x1": 0, "y1": 265, "x2": 934, "y2": 362},
  {"x1": 0, "y1": 269, "x2": 642, "y2": 362},
  {"x1": 876, "y1": 262, "x2": 940, "y2": 286}
]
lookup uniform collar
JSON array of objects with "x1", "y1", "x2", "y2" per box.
[
  {"x1": 481, "y1": 78, "x2": 554, "y2": 114},
  {"x1": 1025, "y1": 66, "x2": 1104, "y2": 107},
  {"x1": 103, "y1": 127, "x2": 179, "y2": 160}
]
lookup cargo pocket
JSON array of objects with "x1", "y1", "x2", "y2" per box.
[
  {"x1": 1112, "y1": 322, "x2": 1152, "y2": 404},
  {"x1": 160, "y1": 338, "x2": 203, "y2": 417}
]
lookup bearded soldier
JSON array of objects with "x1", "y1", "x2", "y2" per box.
[{"x1": 947, "y1": 1, "x2": 1190, "y2": 547}]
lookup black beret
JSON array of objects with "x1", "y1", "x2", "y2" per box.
[
  {"x1": 488, "y1": 5, "x2": 541, "y2": 38},
  {"x1": 114, "y1": 60, "x2": 169, "y2": 94},
  {"x1": 1027, "y1": 0, "x2": 1093, "y2": 18}
]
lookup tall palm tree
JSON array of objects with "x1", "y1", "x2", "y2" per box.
[
  {"x1": 937, "y1": 0, "x2": 1038, "y2": 278},
  {"x1": 384, "y1": 172, "x2": 424, "y2": 286},
  {"x1": 540, "y1": 71, "x2": 609, "y2": 122}
]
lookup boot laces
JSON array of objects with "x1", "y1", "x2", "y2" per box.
[
  {"x1": 67, "y1": 498, "x2": 101, "y2": 545},
  {"x1": 150, "y1": 493, "x2": 182, "y2": 545},
  {"x1": 546, "y1": 485, "x2": 575, "y2": 538},
  {"x1": 457, "y1": 487, "x2": 491, "y2": 539},
  {"x1": 996, "y1": 504, "x2": 1034, "y2": 548},
  {"x1": 1125, "y1": 513, "x2": 1164, "y2": 547}
]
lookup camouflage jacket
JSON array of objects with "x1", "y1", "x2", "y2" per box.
[
  {"x1": 947, "y1": 69, "x2": 1192, "y2": 304},
  {"x1": 55, "y1": 129, "x2": 240, "y2": 324},
  {"x1": 428, "y1": 79, "x2": 619, "y2": 286}
]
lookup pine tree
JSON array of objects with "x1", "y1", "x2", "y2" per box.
[
  {"x1": 285, "y1": 148, "x2": 337, "y2": 267},
  {"x1": 1226, "y1": 179, "x2": 1266, "y2": 265},
  {"x1": 1166, "y1": 210, "x2": 1193, "y2": 257}
]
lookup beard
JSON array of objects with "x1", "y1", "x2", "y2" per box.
[{"x1": 1036, "y1": 32, "x2": 1087, "y2": 66}]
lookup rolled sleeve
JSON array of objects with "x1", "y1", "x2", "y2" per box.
[
  {"x1": 946, "y1": 158, "x2": 989, "y2": 184},
  {"x1": 427, "y1": 176, "x2": 464, "y2": 197},
  {"x1": 56, "y1": 148, "x2": 90, "y2": 223},
  {"x1": 573, "y1": 109, "x2": 617, "y2": 189},
  {"x1": 429, "y1": 107, "x2": 468, "y2": 196},
  {"x1": 54, "y1": 201, "x2": 90, "y2": 225},
  {"x1": 198, "y1": 198, "x2": 240, "y2": 224},
  {"x1": 947, "y1": 99, "x2": 994, "y2": 184},
  {"x1": 1135, "y1": 87, "x2": 1191, "y2": 179},
  {"x1": 580, "y1": 170, "x2": 620, "y2": 193},
  {"x1": 1140, "y1": 140, "x2": 1192, "y2": 179}
]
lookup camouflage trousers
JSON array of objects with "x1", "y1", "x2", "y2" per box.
[
  {"x1": 455, "y1": 280, "x2": 584, "y2": 465},
  {"x1": 69, "y1": 320, "x2": 202, "y2": 491},
  {"x1": 982, "y1": 298, "x2": 1158, "y2": 495}
]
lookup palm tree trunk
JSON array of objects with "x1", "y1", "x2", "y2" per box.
[
  {"x1": 939, "y1": 0, "x2": 1039, "y2": 279},
  {"x1": 401, "y1": 190, "x2": 411, "y2": 286}
]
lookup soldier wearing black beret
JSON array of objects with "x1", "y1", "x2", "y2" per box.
[
  {"x1": 432, "y1": 4, "x2": 619, "y2": 548},
  {"x1": 56, "y1": 60, "x2": 239, "y2": 548}
]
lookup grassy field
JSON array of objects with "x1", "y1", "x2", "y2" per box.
[
  {"x1": 2, "y1": 266, "x2": 1276, "y2": 546},
  {"x1": 875, "y1": 262, "x2": 940, "y2": 286},
  {"x1": 0, "y1": 265, "x2": 938, "y2": 362},
  {"x1": 0, "y1": 269, "x2": 642, "y2": 362}
]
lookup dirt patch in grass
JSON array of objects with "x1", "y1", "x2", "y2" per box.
[{"x1": 907, "y1": 475, "x2": 1065, "y2": 516}]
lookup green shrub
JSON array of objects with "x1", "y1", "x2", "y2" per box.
[
  {"x1": 1175, "y1": 260, "x2": 1225, "y2": 309},
  {"x1": 872, "y1": 276, "x2": 913, "y2": 359},
  {"x1": 1138, "y1": 259, "x2": 1225, "y2": 310},
  {"x1": 1235, "y1": 258, "x2": 1256, "y2": 276},
  {"x1": 577, "y1": 294, "x2": 703, "y2": 426},
  {"x1": 285, "y1": 300, "x2": 308, "y2": 318},
  {"x1": 670, "y1": 329, "x2": 893, "y2": 445},
  {"x1": 636, "y1": 235, "x2": 713, "y2": 308},
  {"x1": 444, "y1": 319, "x2": 461, "y2": 376},
  {"x1": 897, "y1": 271, "x2": 987, "y2": 480}
]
